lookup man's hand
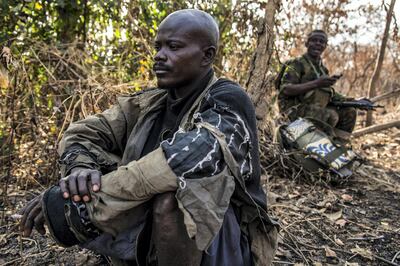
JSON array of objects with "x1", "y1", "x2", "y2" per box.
[
  {"x1": 20, "y1": 194, "x2": 46, "y2": 237},
  {"x1": 59, "y1": 167, "x2": 101, "y2": 203},
  {"x1": 314, "y1": 76, "x2": 339, "y2": 88}
]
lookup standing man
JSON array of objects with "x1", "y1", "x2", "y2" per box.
[
  {"x1": 20, "y1": 9, "x2": 277, "y2": 266},
  {"x1": 277, "y1": 30, "x2": 357, "y2": 134}
]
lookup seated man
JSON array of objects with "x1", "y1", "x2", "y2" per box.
[
  {"x1": 20, "y1": 9, "x2": 278, "y2": 266},
  {"x1": 277, "y1": 30, "x2": 357, "y2": 134}
]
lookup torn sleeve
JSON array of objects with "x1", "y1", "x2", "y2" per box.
[
  {"x1": 58, "y1": 103, "x2": 128, "y2": 176},
  {"x1": 161, "y1": 91, "x2": 253, "y2": 182}
]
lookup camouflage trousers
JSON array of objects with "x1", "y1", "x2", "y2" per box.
[{"x1": 289, "y1": 104, "x2": 357, "y2": 133}]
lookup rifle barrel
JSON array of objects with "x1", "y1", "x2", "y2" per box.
[{"x1": 330, "y1": 101, "x2": 383, "y2": 110}]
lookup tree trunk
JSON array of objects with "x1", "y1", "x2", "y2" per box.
[
  {"x1": 245, "y1": 0, "x2": 281, "y2": 128},
  {"x1": 366, "y1": 0, "x2": 396, "y2": 126}
]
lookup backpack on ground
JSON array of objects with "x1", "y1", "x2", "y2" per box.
[{"x1": 277, "y1": 118, "x2": 359, "y2": 177}]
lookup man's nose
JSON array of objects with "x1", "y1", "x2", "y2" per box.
[{"x1": 154, "y1": 49, "x2": 167, "y2": 61}]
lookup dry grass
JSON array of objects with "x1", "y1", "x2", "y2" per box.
[{"x1": 1, "y1": 40, "x2": 399, "y2": 265}]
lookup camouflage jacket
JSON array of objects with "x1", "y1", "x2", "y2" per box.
[{"x1": 278, "y1": 53, "x2": 343, "y2": 113}]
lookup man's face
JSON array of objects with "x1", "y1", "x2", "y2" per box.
[
  {"x1": 153, "y1": 23, "x2": 206, "y2": 89},
  {"x1": 306, "y1": 34, "x2": 327, "y2": 58}
]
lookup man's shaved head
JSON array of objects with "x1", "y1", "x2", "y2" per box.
[
  {"x1": 154, "y1": 9, "x2": 219, "y2": 91},
  {"x1": 159, "y1": 9, "x2": 220, "y2": 48}
]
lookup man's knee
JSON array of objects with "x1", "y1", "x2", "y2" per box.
[
  {"x1": 326, "y1": 108, "x2": 339, "y2": 127},
  {"x1": 152, "y1": 194, "x2": 201, "y2": 265},
  {"x1": 336, "y1": 107, "x2": 357, "y2": 132},
  {"x1": 152, "y1": 192, "x2": 189, "y2": 245},
  {"x1": 153, "y1": 192, "x2": 178, "y2": 218},
  {"x1": 152, "y1": 192, "x2": 182, "y2": 237},
  {"x1": 343, "y1": 107, "x2": 357, "y2": 120}
]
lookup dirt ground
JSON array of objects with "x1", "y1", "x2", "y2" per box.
[
  {"x1": 268, "y1": 164, "x2": 400, "y2": 265},
  {"x1": 268, "y1": 111, "x2": 400, "y2": 265},
  {"x1": 0, "y1": 112, "x2": 399, "y2": 266}
]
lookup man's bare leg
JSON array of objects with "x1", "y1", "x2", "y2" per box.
[{"x1": 152, "y1": 192, "x2": 202, "y2": 266}]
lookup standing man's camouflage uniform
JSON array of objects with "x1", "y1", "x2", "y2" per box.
[
  {"x1": 278, "y1": 30, "x2": 356, "y2": 133},
  {"x1": 20, "y1": 9, "x2": 278, "y2": 266}
]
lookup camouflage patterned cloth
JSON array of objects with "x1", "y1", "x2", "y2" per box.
[{"x1": 278, "y1": 54, "x2": 356, "y2": 133}]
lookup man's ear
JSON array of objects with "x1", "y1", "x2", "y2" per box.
[{"x1": 201, "y1": 46, "x2": 216, "y2": 66}]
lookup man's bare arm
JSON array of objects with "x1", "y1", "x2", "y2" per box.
[{"x1": 282, "y1": 76, "x2": 339, "y2": 97}]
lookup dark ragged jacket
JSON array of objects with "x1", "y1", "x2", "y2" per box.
[{"x1": 58, "y1": 77, "x2": 277, "y2": 265}]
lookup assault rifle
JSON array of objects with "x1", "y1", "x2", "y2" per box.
[{"x1": 329, "y1": 99, "x2": 384, "y2": 111}]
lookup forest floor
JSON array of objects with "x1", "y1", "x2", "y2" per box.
[
  {"x1": 269, "y1": 110, "x2": 400, "y2": 266},
  {"x1": 0, "y1": 111, "x2": 399, "y2": 266}
]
